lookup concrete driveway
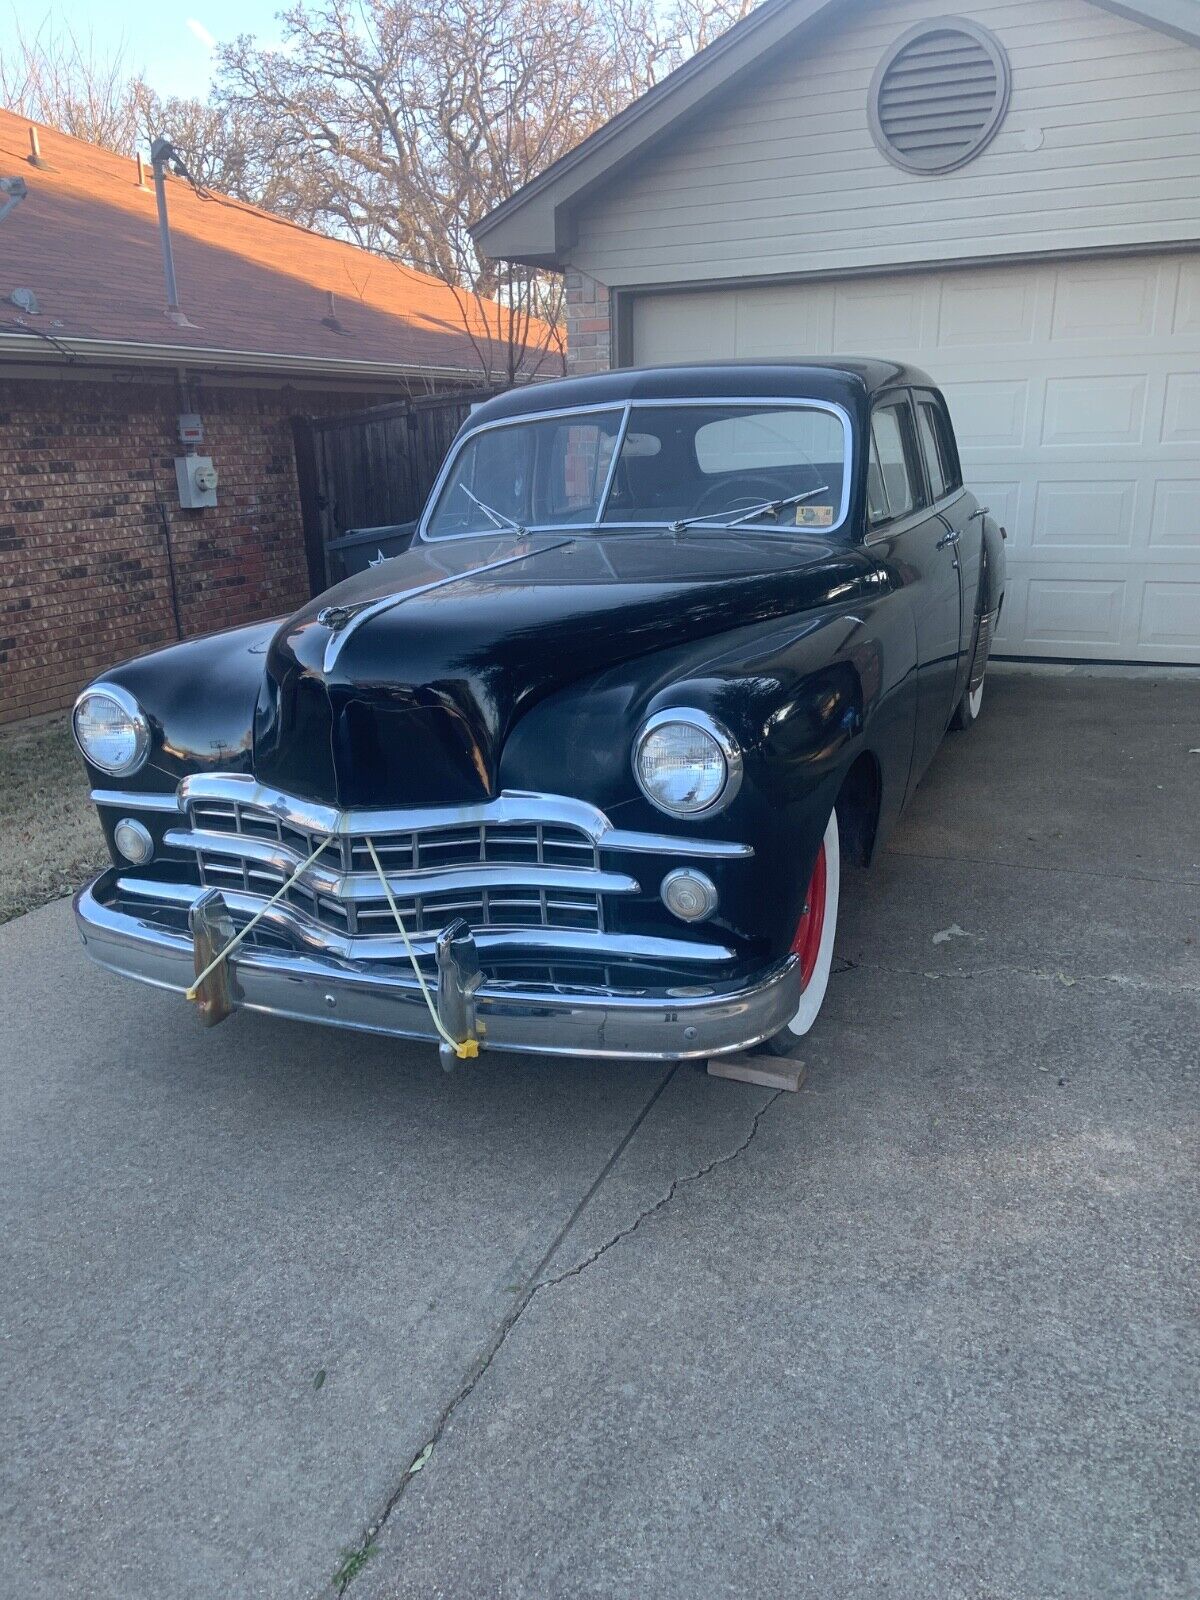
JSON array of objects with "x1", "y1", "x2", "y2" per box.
[{"x1": 2, "y1": 666, "x2": 1196, "y2": 1599}]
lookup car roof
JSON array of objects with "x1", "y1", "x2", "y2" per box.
[{"x1": 470, "y1": 359, "x2": 938, "y2": 425}]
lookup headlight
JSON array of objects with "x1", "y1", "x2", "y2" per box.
[
  {"x1": 632, "y1": 709, "x2": 742, "y2": 818},
  {"x1": 72, "y1": 685, "x2": 150, "y2": 775}
]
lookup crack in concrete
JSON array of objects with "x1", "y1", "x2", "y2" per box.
[
  {"x1": 331, "y1": 1069, "x2": 780, "y2": 1594},
  {"x1": 538, "y1": 1087, "x2": 782, "y2": 1292}
]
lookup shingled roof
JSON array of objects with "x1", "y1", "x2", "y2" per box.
[{"x1": 0, "y1": 109, "x2": 551, "y2": 381}]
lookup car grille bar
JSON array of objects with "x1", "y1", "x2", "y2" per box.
[
  {"x1": 177, "y1": 798, "x2": 613, "y2": 939},
  {"x1": 90, "y1": 776, "x2": 751, "y2": 967}
]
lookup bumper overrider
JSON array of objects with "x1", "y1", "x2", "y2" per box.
[{"x1": 75, "y1": 778, "x2": 801, "y2": 1061}]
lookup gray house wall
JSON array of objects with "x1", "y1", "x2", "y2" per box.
[{"x1": 558, "y1": 0, "x2": 1200, "y2": 370}]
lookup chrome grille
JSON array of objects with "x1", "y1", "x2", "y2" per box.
[{"x1": 186, "y1": 797, "x2": 604, "y2": 939}]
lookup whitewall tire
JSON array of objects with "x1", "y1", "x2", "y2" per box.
[{"x1": 764, "y1": 807, "x2": 840, "y2": 1052}]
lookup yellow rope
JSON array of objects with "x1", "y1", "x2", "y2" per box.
[
  {"x1": 363, "y1": 836, "x2": 478, "y2": 1059},
  {"x1": 185, "y1": 832, "x2": 338, "y2": 1000}
]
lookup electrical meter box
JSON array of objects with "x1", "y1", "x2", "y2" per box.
[{"x1": 175, "y1": 455, "x2": 218, "y2": 509}]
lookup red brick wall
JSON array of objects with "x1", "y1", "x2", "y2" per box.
[
  {"x1": 0, "y1": 376, "x2": 361, "y2": 725},
  {"x1": 563, "y1": 269, "x2": 611, "y2": 376}
]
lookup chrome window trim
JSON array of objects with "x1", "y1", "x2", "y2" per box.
[
  {"x1": 418, "y1": 397, "x2": 854, "y2": 543},
  {"x1": 177, "y1": 775, "x2": 753, "y2": 858},
  {"x1": 632, "y1": 708, "x2": 744, "y2": 820},
  {"x1": 72, "y1": 682, "x2": 151, "y2": 777}
]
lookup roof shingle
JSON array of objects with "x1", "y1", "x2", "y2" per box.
[{"x1": 0, "y1": 109, "x2": 549, "y2": 378}]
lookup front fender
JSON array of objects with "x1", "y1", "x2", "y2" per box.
[
  {"x1": 73, "y1": 621, "x2": 275, "y2": 800},
  {"x1": 500, "y1": 595, "x2": 914, "y2": 960}
]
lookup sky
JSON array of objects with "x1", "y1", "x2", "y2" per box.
[{"x1": 2, "y1": 1, "x2": 285, "y2": 101}]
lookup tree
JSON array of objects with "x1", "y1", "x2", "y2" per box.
[
  {"x1": 209, "y1": 0, "x2": 755, "y2": 379},
  {"x1": 2, "y1": 0, "x2": 756, "y2": 381},
  {"x1": 0, "y1": 17, "x2": 145, "y2": 151}
]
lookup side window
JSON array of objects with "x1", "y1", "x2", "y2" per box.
[
  {"x1": 869, "y1": 402, "x2": 919, "y2": 524},
  {"x1": 916, "y1": 403, "x2": 947, "y2": 501},
  {"x1": 924, "y1": 397, "x2": 962, "y2": 493},
  {"x1": 537, "y1": 417, "x2": 621, "y2": 522}
]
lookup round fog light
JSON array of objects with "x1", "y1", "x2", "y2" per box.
[
  {"x1": 114, "y1": 818, "x2": 154, "y2": 865},
  {"x1": 661, "y1": 868, "x2": 718, "y2": 924}
]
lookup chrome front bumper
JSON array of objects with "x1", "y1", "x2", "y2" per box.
[{"x1": 74, "y1": 871, "x2": 802, "y2": 1061}]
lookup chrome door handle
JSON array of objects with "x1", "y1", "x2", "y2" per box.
[{"x1": 936, "y1": 529, "x2": 960, "y2": 550}]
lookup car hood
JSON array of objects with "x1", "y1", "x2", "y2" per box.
[{"x1": 253, "y1": 530, "x2": 867, "y2": 806}]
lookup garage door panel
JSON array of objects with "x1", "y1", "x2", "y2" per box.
[
  {"x1": 1149, "y1": 481, "x2": 1200, "y2": 549},
  {"x1": 938, "y1": 273, "x2": 1040, "y2": 347},
  {"x1": 1162, "y1": 372, "x2": 1200, "y2": 442},
  {"x1": 1025, "y1": 578, "x2": 1127, "y2": 649},
  {"x1": 1032, "y1": 480, "x2": 1139, "y2": 551},
  {"x1": 1172, "y1": 261, "x2": 1200, "y2": 333},
  {"x1": 939, "y1": 379, "x2": 1030, "y2": 449},
  {"x1": 832, "y1": 280, "x2": 927, "y2": 348},
  {"x1": 630, "y1": 252, "x2": 1200, "y2": 661},
  {"x1": 1041, "y1": 374, "x2": 1149, "y2": 447},
  {"x1": 1050, "y1": 261, "x2": 1161, "y2": 340},
  {"x1": 1139, "y1": 581, "x2": 1200, "y2": 651}
]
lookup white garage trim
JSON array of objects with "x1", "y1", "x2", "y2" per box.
[{"x1": 628, "y1": 252, "x2": 1200, "y2": 665}]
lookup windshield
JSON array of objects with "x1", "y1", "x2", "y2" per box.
[{"x1": 422, "y1": 402, "x2": 848, "y2": 539}]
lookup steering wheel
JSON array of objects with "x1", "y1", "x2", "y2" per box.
[{"x1": 686, "y1": 471, "x2": 811, "y2": 522}]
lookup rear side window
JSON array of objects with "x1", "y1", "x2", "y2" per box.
[
  {"x1": 868, "y1": 403, "x2": 918, "y2": 523},
  {"x1": 916, "y1": 404, "x2": 947, "y2": 500},
  {"x1": 918, "y1": 397, "x2": 961, "y2": 494}
]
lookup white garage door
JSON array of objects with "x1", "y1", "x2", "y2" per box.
[{"x1": 629, "y1": 254, "x2": 1200, "y2": 663}]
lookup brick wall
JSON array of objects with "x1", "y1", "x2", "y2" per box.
[
  {"x1": 0, "y1": 376, "x2": 361, "y2": 726},
  {"x1": 563, "y1": 269, "x2": 612, "y2": 376}
]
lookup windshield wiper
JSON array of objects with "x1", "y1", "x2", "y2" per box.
[
  {"x1": 459, "y1": 484, "x2": 528, "y2": 536},
  {"x1": 670, "y1": 484, "x2": 831, "y2": 534}
]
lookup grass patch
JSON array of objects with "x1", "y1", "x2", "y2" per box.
[
  {"x1": 332, "y1": 1542, "x2": 377, "y2": 1592},
  {"x1": 0, "y1": 714, "x2": 107, "y2": 924}
]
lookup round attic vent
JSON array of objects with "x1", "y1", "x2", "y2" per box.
[{"x1": 869, "y1": 17, "x2": 1011, "y2": 175}]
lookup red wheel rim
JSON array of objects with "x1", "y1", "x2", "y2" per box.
[{"x1": 790, "y1": 841, "x2": 827, "y2": 989}]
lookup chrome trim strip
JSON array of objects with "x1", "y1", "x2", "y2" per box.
[
  {"x1": 321, "y1": 540, "x2": 575, "y2": 673},
  {"x1": 76, "y1": 875, "x2": 795, "y2": 1060},
  {"x1": 418, "y1": 397, "x2": 854, "y2": 542},
  {"x1": 110, "y1": 875, "x2": 734, "y2": 964},
  {"x1": 163, "y1": 829, "x2": 639, "y2": 901},
  {"x1": 177, "y1": 775, "x2": 753, "y2": 858},
  {"x1": 91, "y1": 788, "x2": 184, "y2": 813}
]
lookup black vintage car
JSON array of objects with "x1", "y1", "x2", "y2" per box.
[{"x1": 73, "y1": 361, "x2": 1004, "y2": 1067}]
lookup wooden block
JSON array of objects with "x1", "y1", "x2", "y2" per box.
[{"x1": 707, "y1": 1052, "x2": 805, "y2": 1092}]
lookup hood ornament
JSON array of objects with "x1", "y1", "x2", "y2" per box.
[{"x1": 317, "y1": 604, "x2": 357, "y2": 631}]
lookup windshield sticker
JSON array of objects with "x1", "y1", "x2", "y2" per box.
[{"x1": 795, "y1": 504, "x2": 834, "y2": 527}]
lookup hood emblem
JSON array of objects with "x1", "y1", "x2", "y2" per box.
[
  {"x1": 368, "y1": 549, "x2": 387, "y2": 569},
  {"x1": 317, "y1": 604, "x2": 357, "y2": 631}
]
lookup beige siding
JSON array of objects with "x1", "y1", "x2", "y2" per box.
[{"x1": 569, "y1": 0, "x2": 1200, "y2": 287}]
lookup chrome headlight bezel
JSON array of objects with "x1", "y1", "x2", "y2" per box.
[
  {"x1": 631, "y1": 708, "x2": 742, "y2": 819},
  {"x1": 72, "y1": 683, "x2": 151, "y2": 776}
]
